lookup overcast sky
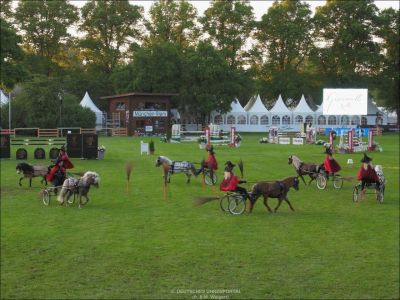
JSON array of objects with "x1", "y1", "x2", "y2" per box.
[{"x1": 71, "y1": 0, "x2": 399, "y2": 20}]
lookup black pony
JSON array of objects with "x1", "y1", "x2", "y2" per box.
[{"x1": 16, "y1": 162, "x2": 48, "y2": 187}]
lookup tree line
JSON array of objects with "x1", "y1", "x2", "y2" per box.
[{"x1": 0, "y1": 0, "x2": 398, "y2": 128}]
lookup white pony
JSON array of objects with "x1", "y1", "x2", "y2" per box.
[{"x1": 57, "y1": 171, "x2": 100, "y2": 208}]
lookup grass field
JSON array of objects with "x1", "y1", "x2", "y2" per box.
[{"x1": 1, "y1": 133, "x2": 399, "y2": 299}]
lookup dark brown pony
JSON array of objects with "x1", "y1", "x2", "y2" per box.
[
  {"x1": 288, "y1": 155, "x2": 323, "y2": 185},
  {"x1": 16, "y1": 162, "x2": 48, "y2": 187},
  {"x1": 248, "y1": 176, "x2": 299, "y2": 213}
]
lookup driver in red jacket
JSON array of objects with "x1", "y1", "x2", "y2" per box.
[
  {"x1": 47, "y1": 145, "x2": 74, "y2": 182},
  {"x1": 357, "y1": 153, "x2": 380, "y2": 196},
  {"x1": 220, "y1": 161, "x2": 248, "y2": 201},
  {"x1": 196, "y1": 144, "x2": 218, "y2": 175}
]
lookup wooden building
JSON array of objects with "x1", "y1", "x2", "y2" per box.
[{"x1": 101, "y1": 92, "x2": 178, "y2": 136}]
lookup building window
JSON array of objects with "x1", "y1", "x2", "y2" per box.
[
  {"x1": 260, "y1": 115, "x2": 269, "y2": 125},
  {"x1": 295, "y1": 115, "x2": 303, "y2": 124},
  {"x1": 237, "y1": 115, "x2": 246, "y2": 124},
  {"x1": 305, "y1": 115, "x2": 313, "y2": 125},
  {"x1": 351, "y1": 116, "x2": 360, "y2": 125},
  {"x1": 341, "y1": 116, "x2": 349, "y2": 125},
  {"x1": 328, "y1": 116, "x2": 337, "y2": 125},
  {"x1": 361, "y1": 116, "x2": 368, "y2": 126},
  {"x1": 282, "y1": 115, "x2": 290, "y2": 125},
  {"x1": 116, "y1": 102, "x2": 125, "y2": 111},
  {"x1": 227, "y1": 115, "x2": 235, "y2": 125},
  {"x1": 250, "y1": 115, "x2": 258, "y2": 125},
  {"x1": 214, "y1": 115, "x2": 223, "y2": 125},
  {"x1": 272, "y1": 115, "x2": 280, "y2": 125},
  {"x1": 318, "y1": 115, "x2": 326, "y2": 125}
]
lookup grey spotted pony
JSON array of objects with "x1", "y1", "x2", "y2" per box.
[{"x1": 155, "y1": 156, "x2": 197, "y2": 183}]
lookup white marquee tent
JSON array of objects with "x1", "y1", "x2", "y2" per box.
[
  {"x1": 0, "y1": 90, "x2": 8, "y2": 105},
  {"x1": 245, "y1": 94, "x2": 270, "y2": 128},
  {"x1": 292, "y1": 94, "x2": 314, "y2": 128},
  {"x1": 269, "y1": 94, "x2": 292, "y2": 128},
  {"x1": 80, "y1": 91, "x2": 103, "y2": 130}
]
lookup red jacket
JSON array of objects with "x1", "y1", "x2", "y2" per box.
[
  {"x1": 204, "y1": 153, "x2": 218, "y2": 170},
  {"x1": 323, "y1": 155, "x2": 341, "y2": 173},
  {"x1": 57, "y1": 151, "x2": 74, "y2": 169},
  {"x1": 220, "y1": 172, "x2": 238, "y2": 191},
  {"x1": 46, "y1": 165, "x2": 66, "y2": 182},
  {"x1": 357, "y1": 165, "x2": 379, "y2": 182}
]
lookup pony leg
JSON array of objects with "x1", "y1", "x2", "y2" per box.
[
  {"x1": 285, "y1": 197, "x2": 295, "y2": 211},
  {"x1": 29, "y1": 177, "x2": 32, "y2": 187},
  {"x1": 308, "y1": 176, "x2": 315, "y2": 185},
  {"x1": 274, "y1": 199, "x2": 283, "y2": 212},
  {"x1": 300, "y1": 175, "x2": 307, "y2": 186},
  {"x1": 263, "y1": 196, "x2": 273, "y2": 213},
  {"x1": 19, "y1": 177, "x2": 23, "y2": 186},
  {"x1": 186, "y1": 173, "x2": 191, "y2": 184}
]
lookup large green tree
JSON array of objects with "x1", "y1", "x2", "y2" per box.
[
  {"x1": 146, "y1": 0, "x2": 199, "y2": 48},
  {"x1": 0, "y1": 18, "x2": 26, "y2": 90},
  {"x1": 80, "y1": 0, "x2": 144, "y2": 74},
  {"x1": 254, "y1": 0, "x2": 314, "y2": 102},
  {"x1": 311, "y1": 0, "x2": 380, "y2": 86},
  {"x1": 374, "y1": 8, "x2": 399, "y2": 123},
  {"x1": 14, "y1": 0, "x2": 78, "y2": 75},
  {"x1": 2, "y1": 75, "x2": 95, "y2": 128},
  {"x1": 201, "y1": 0, "x2": 254, "y2": 67}
]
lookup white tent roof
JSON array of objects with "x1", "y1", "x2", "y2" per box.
[
  {"x1": 229, "y1": 98, "x2": 246, "y2": 113},
  {"x1": 0, "y1": 90, "x2": 8, "y2": 105},
  {"x1": 80, "y1": 91, "x2": 102, "y2": 113},
  {"x1": 315, "y1": 104, "x2": 323, "y2": 113},
  {"x1": 270, "y1": 94, "x2": 291, "y2": 113},
  {"x1": 293, "y1": 95, "x2": 314, "y2": 114},
  {"x1": 244, "y1": 95, "x2": 255, "y2": 111},
  {"x1": 247, "y1": 95, "x2": 269, "y2": 113}
]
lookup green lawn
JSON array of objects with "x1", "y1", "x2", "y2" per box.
[{"x1": 1, "y1": 133, "x2": 399, "y2": 299}]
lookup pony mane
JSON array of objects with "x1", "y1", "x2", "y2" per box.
[
  {"x1": 158, "y1": 156, "x2": 172, "y2": 165},
  {"x1": 82, "y1": 171, "x2": 100, "y2": 184},
  {"x1": 289, "y1": 155, "x2": 302, "y2": 170},
  {"x1": 17, "y1": 162, "x2": 33, "y2": 172}
]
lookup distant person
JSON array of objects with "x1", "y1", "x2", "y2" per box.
[{"x1": 196, "y1": 144, "x2": 218, "y2": 175}]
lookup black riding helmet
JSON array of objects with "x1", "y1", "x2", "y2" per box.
[{"x1": 224, "y1": 161, "x2": 235, "y2": 172}]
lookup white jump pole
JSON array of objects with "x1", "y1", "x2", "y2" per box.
[
  {"x1": 368, "y1": 130, "x2": 374, "y2": 151},
  {"x1": 205, "y1": 127, "x2": 210, "y2": 145},
  {"x1": 229, "y1": 127, "x2": 236, "y2": 147},
  {"x1": 348, "y1": 130, "x2": 354, "y2": 153}
]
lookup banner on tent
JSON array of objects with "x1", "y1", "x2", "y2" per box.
[
  {"x1": 133, "y1": 111, "x2": 168, "y2": 117},
  {"x1": 325, "y1": 128, "x2": 369, "y2": 137}
]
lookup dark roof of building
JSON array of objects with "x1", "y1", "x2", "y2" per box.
[{"x1": 100, "y1": 92, "x2": 179, "y2": 100}]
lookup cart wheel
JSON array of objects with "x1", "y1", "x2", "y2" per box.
[
  {"x1": 333, "y1": 175, "x2": 343, "y2": 189},
  {"x1": 219, "y1": 194, "x2": 230, "y2": 213},
  {"x1": 352, "y1": 186, "x2": 359, "y2": 203},
  {"x1": 376, "y1": 185, "x2": 384, "y2": 203},
  {"x1": 42, "y1": 189, "x2": 50, "y2": 206},
  {"x1": 204, "y1": 170, "x2": 217, "y2": 186},
  {"x1": 228, "y1": 194, "x2": 246, "y2": 215},
  {"x1": 316, "y1": 174, "x2": 327, "y2": 190}
]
